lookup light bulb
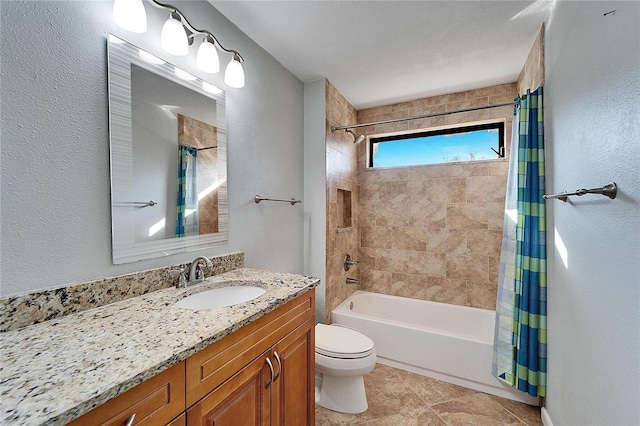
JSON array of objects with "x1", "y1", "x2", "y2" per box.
[
  {"x1": 224, "y1": 56, "x2": 245, "y2": 88},
  {"x1": 113, "y1": 0, "x2": 147, "y2": 33},
  {"x1": 161, "y1": 15, "x2": 188, "y2": 56},
  {"x1": 196, "y1": 39, "x2": 220, "y2": 74}
]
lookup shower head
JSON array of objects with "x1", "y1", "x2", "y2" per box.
[{"x1": 345, "y1": 129, "x2": 366, "y2": 145}]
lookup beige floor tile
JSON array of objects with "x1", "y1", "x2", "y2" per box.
[
  {"x1": 357, "y1": 365, "x2": 426, "y2": 422},
  {"x1": 394, "y1": 368, "x2": 477, "y2": 406},
  {"x1": 316, "y1": 364, "x2": 537, "y2": 426},
  {"x1": 488, "y1": 395, "x2": 542, "y2": 426},
  {"x1": 316, "y1": 406, "x2": 362, "y2": 426},
  {"x1": 431, "y1": 393, "x2": 524, "y2": 425},
  {"x1": 360, "y1": 407, "x2": 447, "y2": 425}
]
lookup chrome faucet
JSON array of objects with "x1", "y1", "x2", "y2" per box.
[
  {"x1": 188, "y1": 256, "x2": 213, "y2": 285},
  {"x1": 343, "y1": 254, "x2": 358, "y2": 271}
]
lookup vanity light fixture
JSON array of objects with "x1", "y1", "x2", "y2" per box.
[
  {"x1": 113, "y1": 0, "x2": 246, "y2": 88},
  {"x1": 113, "y1": 0, "x2": 147, "y2": 33},
  {"x1": 224, "y1": 54, "x2": 245, "y2": 89},
  {"x1": 160, "y1": 12, "x2": 189, "y2": 56},
  {"x1": 196, "y1": 36, "x2": 220, "y2": 74}
]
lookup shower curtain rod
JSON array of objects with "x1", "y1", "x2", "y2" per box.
[{"x1": 330, "y1": 100, "x2": 516, "y2": 132}]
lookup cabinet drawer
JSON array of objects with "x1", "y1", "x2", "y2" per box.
[
  {"x1": 68, "y1": 361, "x2": 185, "y2": 426},
  {"x1": 186, "y1": 291, "x2": 315, "y2": 406}
]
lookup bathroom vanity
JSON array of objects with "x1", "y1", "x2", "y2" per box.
[{"x1": 0, "y1": 268, "x2": 318, "y2": 425}]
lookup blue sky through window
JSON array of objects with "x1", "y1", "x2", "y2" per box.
[{"x1": 372, "y1": 128, "x2": 500, "y2": 167}]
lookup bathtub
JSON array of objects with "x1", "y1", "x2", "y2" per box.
[{"x1": 331, "y1": 291, "x2": 538, "y2": 406}]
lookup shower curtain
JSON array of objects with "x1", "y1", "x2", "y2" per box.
[
  {"x1": 176, "y1": 145, "x2": 199, "y2": 237},
  {"x1": 492, "y1": 87, "x2": 547, "y2": 398}
]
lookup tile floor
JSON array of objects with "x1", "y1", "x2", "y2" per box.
[{"x1": 315, "y1": 364, "x2": 543, "y2": 426}]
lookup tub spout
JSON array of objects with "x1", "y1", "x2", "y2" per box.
[{"x1": 346, "y1": 278, "x2": 360, "y2": 285}]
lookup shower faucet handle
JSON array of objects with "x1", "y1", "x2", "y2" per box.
[{"x1": 344, "y1": 254, "x2": 358, "y2": 271}]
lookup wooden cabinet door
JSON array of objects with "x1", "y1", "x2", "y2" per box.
[
  {"x1": 167, "y1": 413, "x2": 186, "y2": 426},
  {"x1": 187, "y1": 352, "x2": 271, "y2": 426},
  {"x1": 270, "y1": 317, "x2": 315, "y2": 426}
]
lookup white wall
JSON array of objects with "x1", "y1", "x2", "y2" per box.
[
  {"x1": 303, "y1": 79, "x2": 327, "y2": 322},
  {"x1": 544, "y1": 1, "x2": 640, "y2": 424},
  {"x1": 0, "y1": 1, "x2": 304, "y2": 297}
]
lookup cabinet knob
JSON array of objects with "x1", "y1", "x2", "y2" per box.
[
  {"x1": 273, "y1": 352, "x2": 281, "y2": 382},
  {"x1": 265, "y1": 357, "x2": 274, "y2": 389}
]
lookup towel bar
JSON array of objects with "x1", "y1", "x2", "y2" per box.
[
  {"x1": 543, "y1": 182, "x2": 617, "y2": 202},
  {"x1": 254, "y1": 195, "x2": 302, "y2": 205}
]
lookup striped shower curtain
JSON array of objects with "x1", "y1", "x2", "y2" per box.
[
  {"x1": 176, "y1": 145, "x2": 199, "y2": 237},
  {"x1": 492, "y1": 87, "x2": 547, "y2": 398}
]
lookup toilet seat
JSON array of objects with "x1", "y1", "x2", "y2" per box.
[{"x1": 315, "y1": 324, "x2": 374, "y2": 359}]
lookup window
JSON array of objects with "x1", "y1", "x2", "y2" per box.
[{"x1": 368, "y1": 121, "x2": 504, "y2": 168}]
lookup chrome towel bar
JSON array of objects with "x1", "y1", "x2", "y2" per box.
[
  {"x1": 114, "y1": 200, "x2": 158, "y2": 207},
  {"x1": 254, "y1": 195, "x2": 302, "y2": 205},
  {"x1": 543, "y1": 182, "x2": 617, "y2": 202}
]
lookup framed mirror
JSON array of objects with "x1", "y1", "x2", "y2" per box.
[{"x1": 107, "y1": 35, "x2": 227, "y2": 264}]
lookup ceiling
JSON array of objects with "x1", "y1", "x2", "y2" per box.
[{"x1": 210, "y1": 1, "x2": 552, "y2": 110}]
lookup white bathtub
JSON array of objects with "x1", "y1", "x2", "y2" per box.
[{"x1": 331, "y1": 291, "x2": 538, "y2": 405}]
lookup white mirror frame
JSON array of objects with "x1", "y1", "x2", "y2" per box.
[{"x1": 107, "y1": 35, "x2": 228, "y2": 264}]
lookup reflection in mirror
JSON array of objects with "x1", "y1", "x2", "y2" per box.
[{"x1": 108, "y1": 35, "x2": 227, "y2": 264}]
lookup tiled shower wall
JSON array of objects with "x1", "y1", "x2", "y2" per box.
[
  {"x1": 178, "y1": 114, "x2": 219, "y2": 234},
  {"x1": 517, "y1": 25, "x2": 544, "y2": 94},
  {"x1": 355, "y1": 83, "x2": 517, "y2": 310},
  {"x1": 324, "y1": 81, "x2": 360, "y2": 322}
]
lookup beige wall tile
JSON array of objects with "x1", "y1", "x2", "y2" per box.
[
  {"x1": 518, "y1": 25, "x2": 545, "y2": 94},
  {"x1": 446, "y1": 204, "x2": 488, "y2": 229},
  {"x1": 445, "y1": 253, "x2": 489, "y2": 281},
  {"x1": 486, "y1": 203, "x2": 506, "y2": 230},
  {"x1": 404, "y1": 201, "x2": 447, "y2": 228},
  {"x1": 467, "y1": 280, "x2": 498, "y2": 310},
  {"x1": 425, "y1": 228, "x2": 467, "y2": 254},
  {"x1": 361, "y1": 226, "x2": 393, "y2": 249},
  {"x1": 376, "y1": 250, "x2": 446, "y2": 278},
  {"x1": 467, "y1": 229, "x2": 502, "y2": 258},
  {"x1": 466, "y1": 175, "x2": 507, "y2": 204},
  {"x1": 390, "y1": 273, "x2": 429, "y2": 299},
  {"x1": 332, "y1": 82, "x2": 516, "y2": 311},
  {"x1": 425, "y1": 277, "x2": 468, "y2": 305},
  {"x1": 390, "y1": 227, "x2": 427, "y2": 251},
  {"x1": 489, "y1": 256, "x2": 500, "y2": 285},
  {"x1": 359, "y1": 268, "x2": 394, "y2": 294},
  {"x1": 325, "y1": 80, "x2": 359, "y2": 320}
]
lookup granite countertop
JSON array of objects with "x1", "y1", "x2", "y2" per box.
[{"x1": 0, "y1": 268, "x2": 319, "y2": 425}]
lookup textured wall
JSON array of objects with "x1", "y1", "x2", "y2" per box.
[
  {"x1": 355, "y1": 84, "x2": 516, "y2": 310},
  {"x1": 544, "y1": 1, "x2": 640, "y2": 424},
  {"x1": 324, "y1": 81, "x2": 360, "y2": 322},
  {"x1": 303, "y1": 78, "x2": 327, "y2": 322},
  {"x1": 0, "y1": 1, "x2": 304, "y2": 297}
]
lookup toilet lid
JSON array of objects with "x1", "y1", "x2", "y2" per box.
[{"x1": 315, "y1": 324, "x2": 375, "y2": 359}]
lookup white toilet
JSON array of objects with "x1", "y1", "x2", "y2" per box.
[{"x1": 315, "y1": 323, "x2": 377, "y2": 414}]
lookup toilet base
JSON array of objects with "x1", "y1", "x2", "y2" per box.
[{"x1": 315, "y1": 374, "x2": 368, "y2": 414}]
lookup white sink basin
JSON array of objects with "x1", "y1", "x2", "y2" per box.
[{"x1": 174, "y1": 285, "x2": 267, "y2": 309}]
